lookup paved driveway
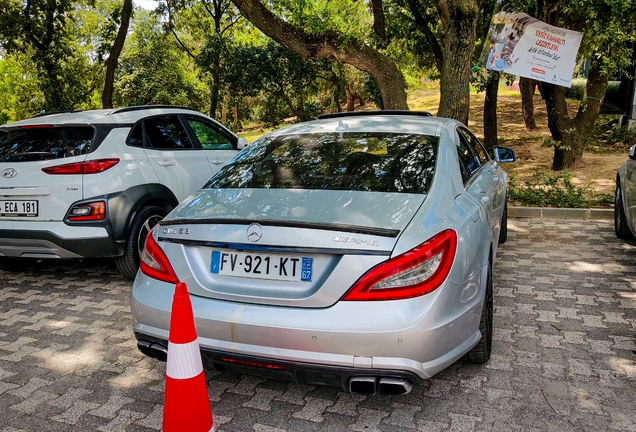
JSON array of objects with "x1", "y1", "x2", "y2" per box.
[{"x1": 0, "y1": 218, "x2": 635, "y2": 431}]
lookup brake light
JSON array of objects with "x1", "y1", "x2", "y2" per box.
[
  {"x1": 42, "y1": 158, "x2": 120, "y2": 175},
  {"x1": 18, "y1": 124, "x2": 54, "y2": 129},
  {"x1": 342, "y1": 229, "x2": 457, "y2": 301},
  {"x1": 140, "y1": 228, "x2": 179, "y2": 284},
  {"x1": 68, "y1": 201, "x2": 106, "y2": 221}
]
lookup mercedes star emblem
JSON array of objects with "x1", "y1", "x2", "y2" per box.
[{"x1": 246, "y1": 223, "x2": 263, "y2": 242}]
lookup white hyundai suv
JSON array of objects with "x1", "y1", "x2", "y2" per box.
[{"x1": 0, "y1": 106, "x2": 246, "y2": 278}]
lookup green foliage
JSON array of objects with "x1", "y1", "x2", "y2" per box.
[
  {"x1": 223, "y1": 41, "x2": 332, "y2": 124},
  {"x1": 508, "y1": 172, "x2": 613, "y2": 208},
  {"x1": 114, "y1": 11, "x2": 208, "y2": 110},
  {"x1": 585, "y1": 116, "x2": 636, "y2": 153},
  {"x1": 563, "y1": 79, "x2": 586, "y2": 100}
]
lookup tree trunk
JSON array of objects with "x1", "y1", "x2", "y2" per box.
[
  {"x1": 231, "y1": 0, "x2": 408, "y2": 110},
  {"x1": 345, "y1": 86, "x2": 355, "y2": 111},
  {"x1": 102, "y1": 0, "x2": 133, "y2": 109},
  {"x1": 482, "y1": 71, "x2": 499, "y2": 153},
  {"x1": 210, "y1": 75, "x2": 220, "y2": 118},
  {"x1": 519, "y1": 77, "x2": 536, "y2": 129},
  {"x1": 543, "y1": 61, "x2": 608, "y2": 170},
  {"x1": 436, "y1": 0, "x2": 479, "y2": 123}
]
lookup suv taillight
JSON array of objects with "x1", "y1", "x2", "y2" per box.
[
  {"x1": 42, "y1": 158, "x2": 120, "y2": 175},
  {"x1": 342, "y1": 229, "x2": 457, "y2": 301},
  {"x1": 140, "y1": 228, "x2": 179, "y2": 284},
  {"x1": 68, "y1": 201, "x2": 106, "y2": 221}
]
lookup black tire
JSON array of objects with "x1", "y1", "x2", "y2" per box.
[
  {"x1": 115, "y1": 206, "x2": 168, "y2": 279},
  {"x1": 498, "y1": 199, "x2": 508, "y2": 244},
  {"x1": 466, "y1": 258, "x2": 493, "y2": 363},
  {"x1": 614, "y1": 180, "x2": 632, "y2": 239},
  {"x1": 0, "y1": 257, "x2": 38, "y2": 272}
]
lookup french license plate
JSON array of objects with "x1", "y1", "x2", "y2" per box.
[
  {"x1": 211, "y1": 251, "x2": 313, "y2": 282},
  {"x1": 0, "y1": 200, "x2": 38, "y2": 217}
]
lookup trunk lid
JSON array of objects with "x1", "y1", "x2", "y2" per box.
[{"x1": 158, "y1": 188, "x2": 427, "y2": 307}]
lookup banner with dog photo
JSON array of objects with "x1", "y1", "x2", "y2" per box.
[{"x1": 482, "y1": 11, "x2": 583, "y2": 87}]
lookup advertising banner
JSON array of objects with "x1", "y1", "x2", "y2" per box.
[{"x1": 483, "y1": 11, "x2": 583, "y2": 87}]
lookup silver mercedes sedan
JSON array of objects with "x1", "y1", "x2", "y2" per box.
[{"x1": 131, "y1": 111, "x2": 515, "y2": 395}]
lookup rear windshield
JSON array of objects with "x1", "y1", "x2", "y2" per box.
[
  {"x1": 205, "y1": 132, "x2": 438, "y2": 194},
  {"x1": 0, "y1": 126, "x2": 95, "y2": 162}
]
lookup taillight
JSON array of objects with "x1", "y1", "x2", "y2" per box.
[
  {"x1": 140, "y1": 228, "x2": 179, "y2": 284},
  {"x1": 42, "y1": 158, "x2": 120, "y2": 175},
  {"x1": 342, "y1": 229, "x2": 457, "y2": 301},
  {"x1": 68, "y1": 201, "x2": 106, "y2": 221}
]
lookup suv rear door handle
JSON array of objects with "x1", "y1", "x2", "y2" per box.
[{"x1": 157, "y1": 160, "x2": 176, "y2": 166}]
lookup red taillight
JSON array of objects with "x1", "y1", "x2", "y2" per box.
[
  {"x1": 68, "y1": 201, "x2": 106, "y2": 221},
  {"x1": 140, "y1": 228, "x2": 179, "y2": 284},
  {"x1": 42, "y1": 158, "x2": 120, "y2": 175},
  {"x1": 342, "y1": 229, "x2": 457, "y2": 301}
]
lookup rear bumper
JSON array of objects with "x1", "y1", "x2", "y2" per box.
[
  {"x1": 130, "y1": 269, "x2": 486, "y2": 384},
  {"x1": 134, "y1": 332, "x2": 426, "y2": 393},
  {"x1": 0, "y1": 224, "x2": 121, "y2": 259}
]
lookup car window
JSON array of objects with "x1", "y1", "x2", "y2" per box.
[
  {"x1": 456, "y1": 130, "x2": 480, "y2": 181},
  {"x1": 0, "y1": 127, "x2": 94, "y2": 162},
  {"x1": 144, "y1": 116, "x2": 193, "y2": 150},
  {"x1": 459, "y1": 128, "x2": 490, "y2": 165},
  {"x1": 186, "y1": 117, "x2": 234, "y2": 150},
  {"x1": 126, "y1": 123, "x2": 144, "y2": 147},
  {"x1": 205, "y1": 132, "x2": 438, "y2": 194}
]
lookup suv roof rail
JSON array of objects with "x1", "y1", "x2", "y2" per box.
[
  {"x1": 318, "y1": 110, "x2": 433, "y2": 120},
  {"x1": 109, "y1": 105, "x2": 193, "y2": 115},
  {"x1": 31, "y1": 109, "x2": 84, "y2": 118}
]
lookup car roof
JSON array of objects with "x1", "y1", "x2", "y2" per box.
[
  {"x1": 0, "y1": 106, "x2": 210, "y2": 128},
  {"x1": 264, "y1": 111, "x2": 458, "y2": 138}
]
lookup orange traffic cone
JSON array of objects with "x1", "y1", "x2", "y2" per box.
[{"x1": 163, "y1": 282, "x2": 214, "y2": 432}]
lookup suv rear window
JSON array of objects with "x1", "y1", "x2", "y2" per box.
[
  {"x1": 205, "y1": 132, "x2": 438, "y2": 194},
  {"x1": 0, "y1": 126, "x2": 95, "y2": 162}
]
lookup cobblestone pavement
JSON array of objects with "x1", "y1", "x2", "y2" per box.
[{"x1": 1, "y1": 218, "x2": 635, "y2": 432}]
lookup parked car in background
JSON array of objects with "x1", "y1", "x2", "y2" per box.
[
  {"x1": 615, "y1": 144, "x2": 636, "y2": 239},
  {"x1": 131, "y1": 111, "x2": 516, "y2": 395},
  {"x1": 0, "y1": 106, "x2": 246, "y2": 278}
]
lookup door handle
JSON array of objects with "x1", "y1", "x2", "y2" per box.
[
  {"x1": 210, "y1": 160, "x2": 224, "y2": 165},
  {"x1": 157, "y1": 160, "x2": 176, "y2": 166},
  {"x1": 480, "y1": 192, "x2": 490, "y2": 203},
  {"x1": 492, "y1": 175, "x2": 499, "y2": 182}
]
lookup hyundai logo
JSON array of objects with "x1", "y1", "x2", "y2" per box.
[
  {"x1": 246, "y1": 223, "x2": 263, "y2": 242},
  {"x1": 2, "y1": 168, "x2": 18, "y2": 178}
]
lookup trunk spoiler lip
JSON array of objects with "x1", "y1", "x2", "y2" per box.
[
  {"x1": 156, "y1": 238, "x2": 392, "y2": 256},
  {"x1": 158, "y1": 218, "x2": 401, "y2": 238}
]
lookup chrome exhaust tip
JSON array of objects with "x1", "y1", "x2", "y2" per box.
[
  {"x1": 349, "y1": 376, "x2": 378, "y2": 395},
  {"x1": 378, "y1": 377, "x2": 413, "y2": 395}
]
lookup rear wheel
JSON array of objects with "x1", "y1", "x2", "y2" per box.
[
  {"x1": 498, "y1": 199, "x2": 508, "y2": 244},
  {"x1": 466, "y1": 258, "x2": 493, "y2": 363},
  {"x1": 115, "y1": 206, "x2": 168, "y2": 279},
  {"x1": 614, "y1": 180, "x2": 632, "y2": 239}
]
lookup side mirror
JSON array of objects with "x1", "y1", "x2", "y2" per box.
[
  {"x1": 493, "y1": 146, "x2": 516, "y2": 163},
  {"x1": 629, "y1": 144, "x2": 636, "y2": 160},
  {"x1": 237, "y1": 137, "x2": 248, "y2": 150}
]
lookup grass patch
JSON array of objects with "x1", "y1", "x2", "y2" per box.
[{"x1": 508, "y1": 171, "x2": 613, "y2": 208}]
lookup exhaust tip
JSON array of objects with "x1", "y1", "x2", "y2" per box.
[
  {"x1": 378, "y1": 377, "x2": 412, "y2": 395},
  {"x1": 136, "y1": 340, "x2": 168, "y2": 362},
  {"x1": 137, "y1": 340, "x2": 154, "y2": 358},
  {"x1": 349, "y1": 377, "x2": 378, "y2": 395}
]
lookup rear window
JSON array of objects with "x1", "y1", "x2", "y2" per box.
[
  {"x1": 0, "y1": 126, "x2": 94, "y2": 162},
  {"x1": 205, "y1": 132, "x2": 438, "y2": 194}
]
